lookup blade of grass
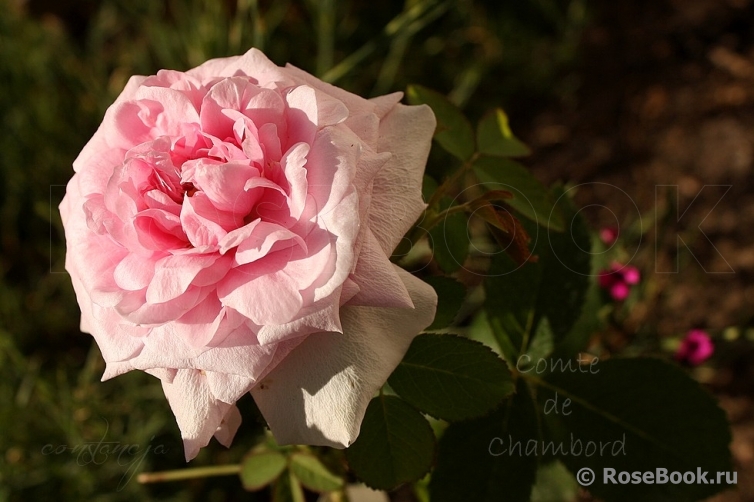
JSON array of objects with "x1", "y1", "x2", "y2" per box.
[
  {"x1": 317, "y1": 0, "x2": 336, "y2": 76},
  {"x1": 322, "y1": 0, "x2": 450, "y2": 84}
]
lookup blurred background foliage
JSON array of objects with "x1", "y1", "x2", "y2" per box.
[{"x1": 0, "y1": 0, "x2": 589, "y2": 499}]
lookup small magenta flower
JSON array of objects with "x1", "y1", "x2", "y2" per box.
[
  {"x1": 598, "y1": 262, "x2": 640, "y2": 301},
  {"x1": 676, "y1": 329, "x2": 714, "y2": 366},
  {"x1": 599, "y1": 226, "x2": 619, "y2": 246}
]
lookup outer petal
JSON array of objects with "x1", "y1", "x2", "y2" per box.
[
  {"x1": 220, "y1": 48, "x2": 294, "y2": 88},
  {"x1": 250, "y1": 267, "x2": 437, "y2": 447},
  {"x1": 369, "y1": 92, "x2": 403, "y2": 119},
  {"x1": 214, "y1": 405, "x2": 242, "y2": 447},
  {"x1": 368, "y1": 103, "x2": 435, "y2": 254},
  {"x1": 61, "y1": 176, "x2": 130, "y2": 307},
  {"x1": 131, "y1": 320, "x2": 276, "y2": 377},
  {"x1": 69, "y1": 273, "x2": 144, "y2": 363},
  {"x1": 185, "y1": 55, "x2": 242, "y2": 80},
  {"x1": 283, "y1": 63, "x2": 375, "y2": 118},
  {"x1": 345, "y1": 229, "x2": 413, "y2": 309},
  {"x1": 72, "y1": 75, "x2": 147, "y2": 174},
  {"x1": 160, "y1": 369, "x2": 236, "y2": 461}
]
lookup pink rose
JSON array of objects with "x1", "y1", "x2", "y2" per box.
[{"x1": 60, "y1": 48, "x2": 437, "y2": 460}]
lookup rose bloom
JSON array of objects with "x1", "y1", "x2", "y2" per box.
[{"x1": 60, "y1": 49, "x2": 437, "y2": 460}]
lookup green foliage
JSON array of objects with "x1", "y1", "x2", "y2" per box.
[
  {"x1": 477, "y1": 108, "x2": 532, "y2": 158},
  {"x1": 239, "y1": 445, "x2": 344, "y2": 495},
  {"x1": 423, "y1": 276, "x2": 466, "y2": 330},
  {"x1": 288, "y1": 453, "x2": 343, "y2": 493},
  {"x1": 240, "y1": 450, "x2": 287, "y2": 491},
  {"x1": 407, "y1": 84, "x2": 476, "y2": 161},
  {"x1": 388, "y1": 334, "x2": 514, "y2": 421},
  {"x1": 530, "y1": 461, "x2": 580, "y2": 502},
  {"x1": 484, "y1": 190, "x2": 590, "y2": 363},
  {"x1": 473, "y1": 156, "x2": 564, "y2": 231},
  {"x1": 538, "y1": 358, "x2": 732, "y2": 502},
  {"x1": 428, "y1": 199, "x2": 470, "y2": 273},
  {"x1": 271, "y1": 471, "x2": 305, "y2": 502},
  {"x1": 430, "y1": 384, "x2": 540, "y2": 502},
  {"x1": 345, "y1": 395, "x2": 435, "y2": 491}
]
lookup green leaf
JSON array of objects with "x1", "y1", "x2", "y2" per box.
[
  {"x1": 240, "y1": 450, "x2": 287, "y2": 491},
  {"x1": 552, "y1": 255, "x2": 606, "y2": 358},
  {"x1": 388, "y1": 334, "x2": 514, "y2": 421},
  {"x1": 346, "y1": 395, "x2": 435, "y2": 490},
  {"x1": 523, "y1": 316, "x2": 554, "y2": 363},
  {"x1": 406, "y1": 84, "x2": 475, "y2": 161},
  {"x1": 289, "y1": 452, "x2": 344, "y2": 493},
  {"x1": 429, "y1": 382, "x2": 539, "y2": 502},
  {"x1": 473, "y1": 155, "x2": 564, "y2": 232},
  {"x1": 477, "y1": 108, "x2": 531, "y2": 158},
  {"x1": 484, "y1": 242, "x2": 542, "y2": 363},
  {"x1": 422, "y1": 174, "x2": 439, "y2": 201},
  {"x1": 536, "y1": 358, "x2": 732, "y2": 502},
  {"x1": 536, "y1": 185, "x2": 591, "y2": 341},
  {"x1": 484, "y1": 190, "x2": 590, "y2": 362},
  {"x1": 428, "y1": 199, "x2": 469, "y2": 273},
  {"x1": 530, "y1": 461, "x2": 579, "y2": 502},
  {"x1": 272, "y1": 470, "x2": 306, "y2": 502},
  {"x1": 423, "y1": 276, "x2": 466, "y2": 330}
]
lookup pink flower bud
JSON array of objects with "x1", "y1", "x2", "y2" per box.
[
  {"x1": 599, "y1": 226, "x2": 619, "y2": 245},
  {"x1": 675, "y1": 329, "x2": 714, "y2": 366}
]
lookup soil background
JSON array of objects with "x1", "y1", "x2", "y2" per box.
[{"x1": 520, "y1": 0, "x2": 754, "y2": 499}]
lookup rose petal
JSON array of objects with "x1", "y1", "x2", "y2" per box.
[
  {"x1": 220, "y1": 49, "x2": 294, "y2": 88},
  {"x1": 218, "y1": 265, "x2": 303, "y2": 325},
  {"x1": 214, "y1": 405, "x2": 242, "y2": 448},
  {"x1": 146, "y1": 253, "x2": 219, "y2": 304},
  {"x1": 183, "y1": 158, "x2": 259, "y2": 214},
  {"x1": 180, "y1": 193, "x2": 238, "y2": 249},
  {"x1": 135, "y1": 208, "x2": 189, "y2": 251},
  {"x1": 234, "y1": 221, "x2": 307, "y2": 266},
  {"x1": 250, "y1": 267, "x2": 437, "y2": 447},
  {"x1": 284, "y1": 63, "x2": 375, "y2": 118},
  {"x1": 286, "y1": 85, "x2": 349, "y2": 145},
  {"x1": 256, "y1": 286, "x2": 343, "y2": 346},
  {"x1": 280, "y1": 142, "x2": 310, "y2": 220},
  {"x1": 115, "y1": 286, "x2": 206, "y2": 326},
  {"x1": 61, "y1": 177, "x2": 130, "y2": 304},
  {"x1": 368, "y1": 92, "x2": 403, "y2": 119},
  {"x1": 305, "y1": 127, "x2": 360, "y2": 216},
  {"x1": 131, "y1": 316, "x2": 275, "y2": 377},
  {"x1": 160, "y1": 369, "x2": 236, "y2": 461},
  {"x1": 68, "y1": 274, "x2": 144, "y2": 363},
  {"x1": 114, "y1": 253, "x2": 157, "y2": 291},
  {"x1": 368, "y1": 103, "x2": 435, "y2": 254},
  {"x1": 185, "y1": 55, "x2": 242, "y2": 80},
  {"x1": 345, "y1": 229, "x2": 413, "y2": 308}
]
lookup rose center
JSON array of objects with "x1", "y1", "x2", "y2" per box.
[{"x1": 181, "y1": 182, "x2": 198, "y2": 197}]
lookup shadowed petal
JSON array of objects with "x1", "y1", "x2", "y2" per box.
[
  {"x1": 368, "y1": 103, "x2": 435, "y2": 254},
  {"x1": 250, "y1": 267, "x2": 436, "y2": 447}
]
